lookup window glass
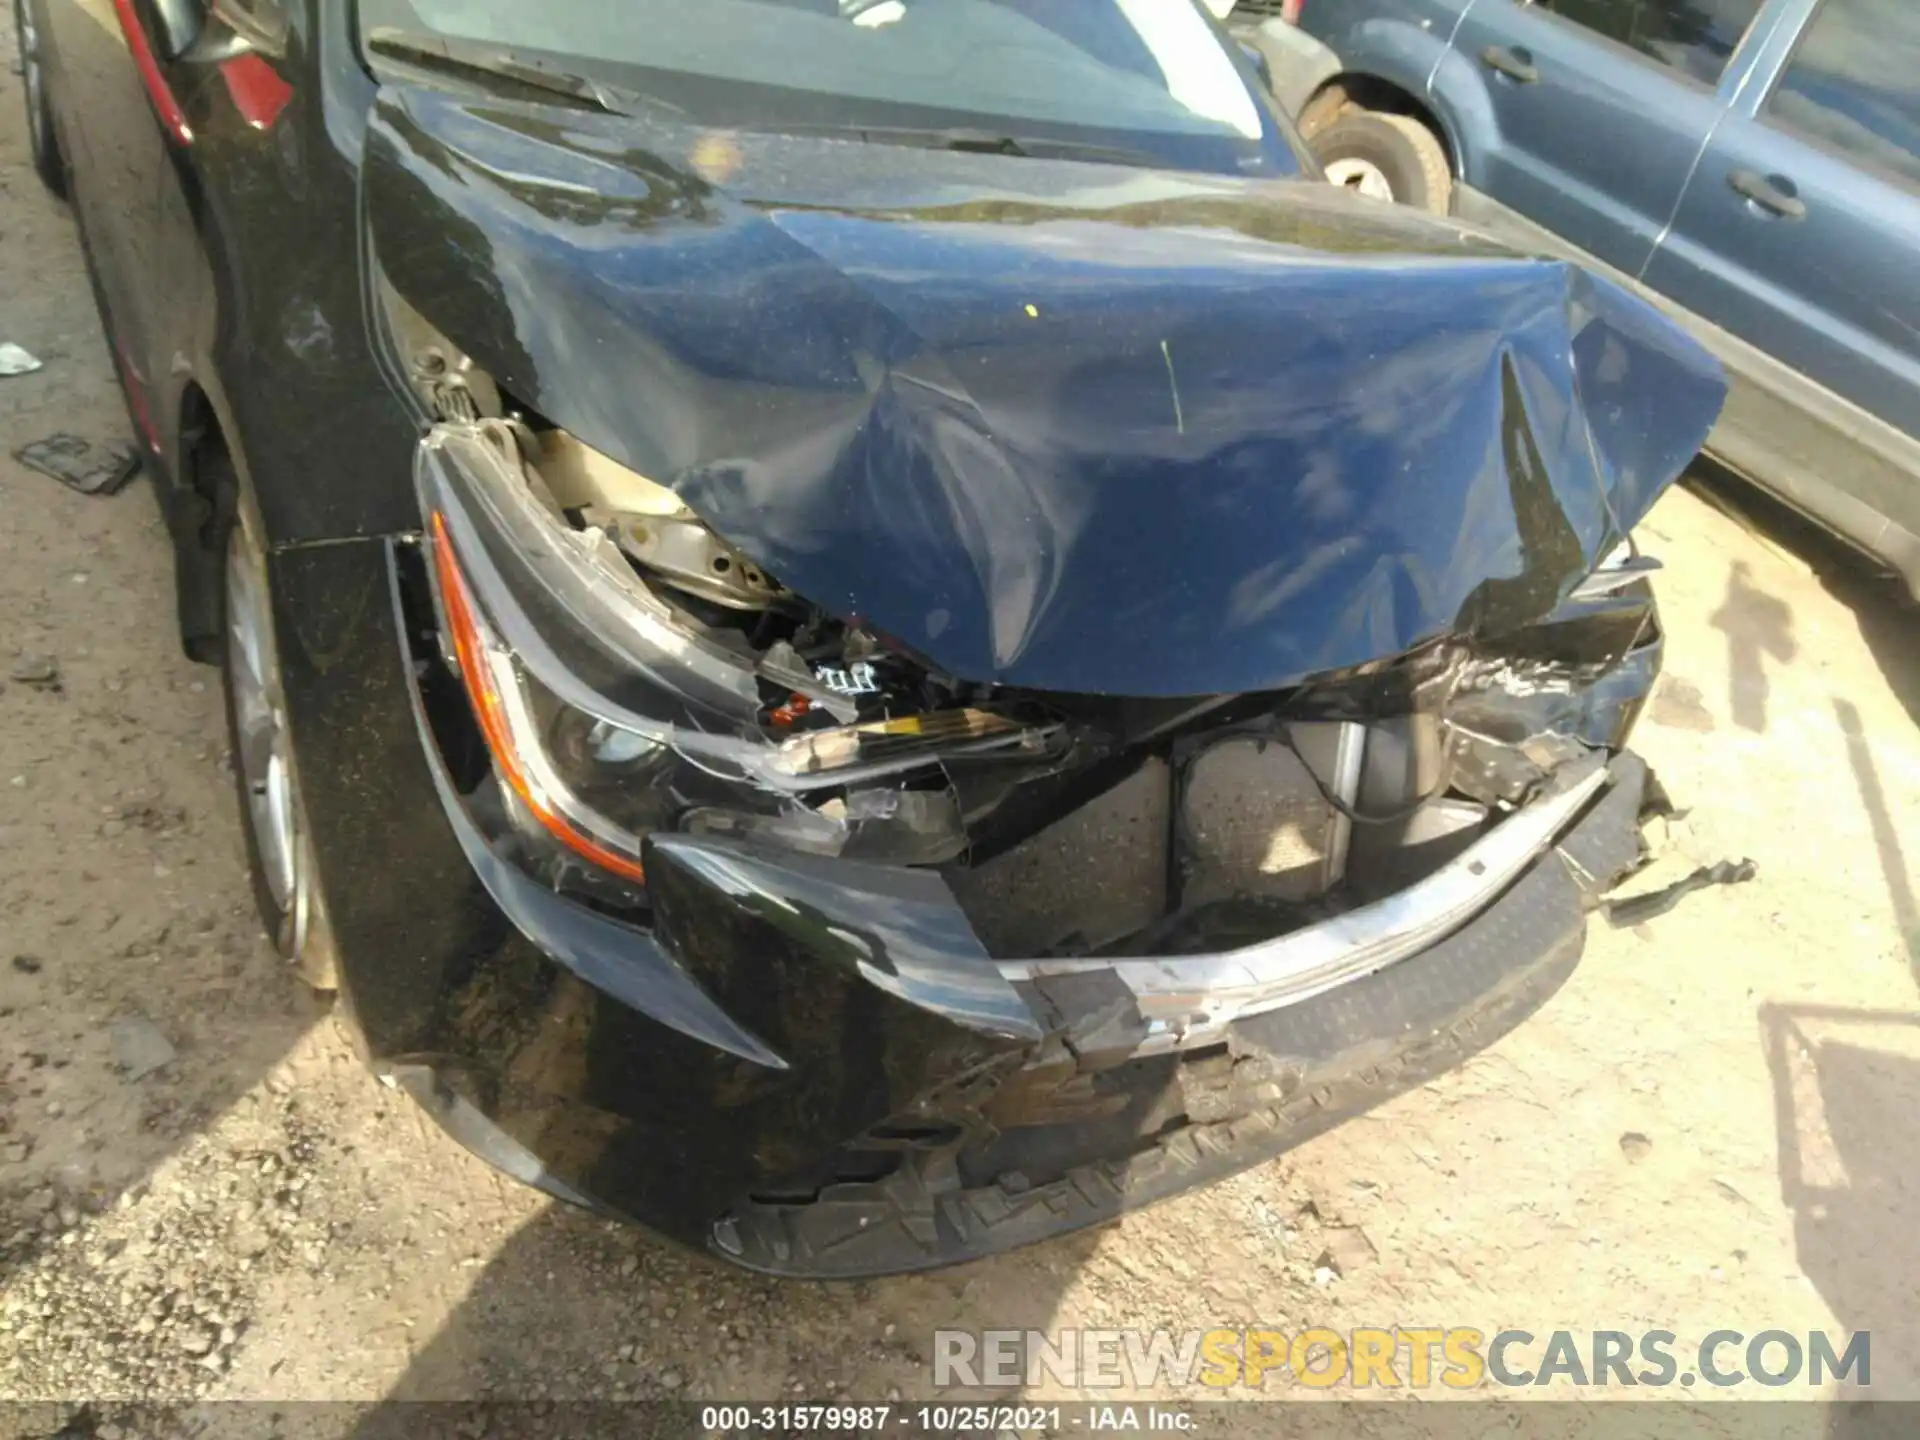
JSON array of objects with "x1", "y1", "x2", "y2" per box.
[
  {"x1": 1768, "y1": 0, "x2": 1920, "y2": 188},
  {"x1": 359, "y1": 0, "x2": 1271, "y2": 146},
  {"x1": 1539, "y1": 0, "x2": 1763, "y2": 84}
]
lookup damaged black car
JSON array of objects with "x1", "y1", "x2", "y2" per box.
[{"x1": 19, "y1": 0, "x2": 1725, "y2": 1275}]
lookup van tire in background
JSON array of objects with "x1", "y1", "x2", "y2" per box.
[{"x1": 1312, "y1": 111, "x2": 1451, "y2": 213}]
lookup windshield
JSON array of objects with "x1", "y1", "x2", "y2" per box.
[{"x1": 356, "y1": 0, "x2": 1297, "y2": 176}]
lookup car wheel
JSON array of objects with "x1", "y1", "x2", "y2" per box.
[
  {"x1": 1312, "y1": 111, "x2": 1451, "y2": 213},
  {"x1": 11, "y1": 0, "x2": 67, "y2": 199},
  {"x1": 219, "y1": 470, "x2": 341, "y2": 992}
]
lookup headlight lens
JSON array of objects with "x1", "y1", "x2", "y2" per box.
[
  {"x1": 431, "y1": 510, "x2": 656, "y2": 885},
  {"x1": 419, "y1": 437, "x2": 1059, "y2": 898}
]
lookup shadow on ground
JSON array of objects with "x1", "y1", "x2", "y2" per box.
[
  {"x1": 1687, "y1": 465, "x2": 1920, "y2": 733},
  {"x1": 353, "y1": 1210, "x2": 1101, "y2": 1414},
  {"x1": 1762, "y1": 1004, "x2": 1920, "y2": 1438},
  {"x1": 1686, "y1": 465, "x2": 1920, "y2": 981},
  {"x1": 1709, "y1": 557, "x2": 1797, "y2": 735}
]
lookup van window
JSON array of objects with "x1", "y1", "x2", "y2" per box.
[
  {"x1": 1767, "y1": 0, "x2": 1920, "y2": 189},
  {"x1": 1539, "y1": 0, "x2": 1762, "y2": 84}
]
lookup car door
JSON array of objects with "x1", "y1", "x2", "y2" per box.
[
  {"x1": 1642, "y1": 0, "x2": 1920, "y2": 487},
  {"x1": 1448, "y1": 0, "x2": 1768, "y2": 276},
  {"x1": 38, "y1": 0, "x2": 192, "y2": 438}
]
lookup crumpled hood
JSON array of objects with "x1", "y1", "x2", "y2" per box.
[{"x1": 365, "y1": 88, "x2": 1725, "y2": 698}]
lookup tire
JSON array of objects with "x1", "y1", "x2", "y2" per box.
[
  {"x1": 12, "y1": 0, "x2": 67, "y2": 198},
  {"x1": 214, "y1": 459, "x2": 342, "y2": 992},
  {"x1": 1311, "y1": 110, "x2": 1451, "y2": 214}
]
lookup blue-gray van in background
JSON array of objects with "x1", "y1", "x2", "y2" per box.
[{"x1": 1232, "y1": 0, "x2": 1920, "y2": 596}]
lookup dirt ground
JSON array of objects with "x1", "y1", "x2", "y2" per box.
[{"x1": 4, "y1": 19, "x2": 1920, "y2": 1432}]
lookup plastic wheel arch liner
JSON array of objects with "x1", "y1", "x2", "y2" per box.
[{"x1": 364, "y1": 85, "x2": 1727, "y2": 699}]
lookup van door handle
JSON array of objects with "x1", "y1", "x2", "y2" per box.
[
  {"x1": 1481, "y1": 45, "x2": 1539, "y2": 83},
  {"x1": 1728, "y1": 169, "x2": 1807, "y2": 220}
]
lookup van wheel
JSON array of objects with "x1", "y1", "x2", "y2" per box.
[
  {"x1": 1312, "y1": 111, "x2": 1451, "y2": 213},
  {"x1": 12, "y1": 0, "x2": 66, "y2": 198}
]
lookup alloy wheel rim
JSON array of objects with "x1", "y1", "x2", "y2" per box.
[
  {"x1": 1323, "y1": 158, "x2": 1395, "y2": 203},
  {"x1": 225, "y1": 515, "x2": 304, "y2": 945}
]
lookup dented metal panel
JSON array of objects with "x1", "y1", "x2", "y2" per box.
[{"x1": 364, "y1": 87, "x2": 1726, "y2": 698}]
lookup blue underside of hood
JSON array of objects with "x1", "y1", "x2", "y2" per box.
[{"x1": 366, "y1": 88, "x2": 1726, "y2": 697}]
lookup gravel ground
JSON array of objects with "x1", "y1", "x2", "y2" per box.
[{"x1": 4, "y1": 18, "x2": 1920, "y2": 1435}]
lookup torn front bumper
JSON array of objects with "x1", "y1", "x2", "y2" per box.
[
  {"x1": 384, "y1": 533, "x2": 1650, "y2": 1272},
  {"x1": 684, "y1": 755, "x2": 1647, "y2": 1277}
]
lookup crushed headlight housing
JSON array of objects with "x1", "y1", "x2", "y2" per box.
[
  {"x1": 430, "y1": 508, "x2": 660, "y2": 887},
  {"x1": 415, "y1": 418, "x2": 1065, "y2": 902}
]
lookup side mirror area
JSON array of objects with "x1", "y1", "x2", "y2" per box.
[
  {"x1": 146, "y1": 0, "x2": 206, "y2": 59},
  {"x1": 210, "y1": 0, "x2": 288, "y2": 59},
  {"x1": 147, "y1": 0, "x2": 288, "y2": 62}
]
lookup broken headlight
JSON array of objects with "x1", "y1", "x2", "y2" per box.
[
  {"x1": 430, "y1": 507, "x2": 659, "y2": 888},
  {"x1": 416, "y1": 419, "x2": 1062, "y2": 900}
]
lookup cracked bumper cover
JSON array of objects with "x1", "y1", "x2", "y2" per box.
[{"x1": 394, "y1": 604, "x2": 1650, "y2": 1273}]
